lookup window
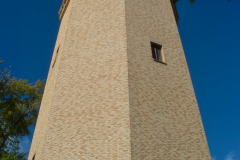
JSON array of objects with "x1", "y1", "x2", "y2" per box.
[
  {"x1": 59, "y1": 0, "x2": 70, "y2": 21},
  {"x1": 52, "y1": 45, "x2": 60, "y2": 68},
  {"x1": 151, "y1": 42, "x2": 166, "y2": 64},
  {"x1": 170, "y1": 0, "x2": 179, "y2": 24},
  {"x1": 32, "y1": 154, "x2": 35, "y2": 160}
]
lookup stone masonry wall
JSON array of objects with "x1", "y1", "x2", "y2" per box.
[
  {"x1": 28, "y1": 0, "x2": 74, "y2": 159},
  {"x1": 29, "y1": 0, "x2": 131, "y2": 159},
  {"x1": 29, "y1": 0, "x2": 211, "y2": 159},
  {"x1": 125, "y1": 0, "x2": 211, "y2": 159}
]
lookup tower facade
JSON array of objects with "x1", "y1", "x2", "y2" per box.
[{"x1": 29, "y1": 0, "x2": 211, "y2": 159}]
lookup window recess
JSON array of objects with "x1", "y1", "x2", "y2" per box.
[
  {"x1": 52, "y1": 45, "x2": 60, "y2": 68},
  {"x1": 151, "y1": 42, "x2": 166, "y2": 65},
  {"x1": 32, "y1": 154, "x2": 36, "y2": 160},
  {"x1": 170, "y1": 0, "x2": 179, "y2": 24},
  {"x1": 58, "y1": 0, "x2": 70, "y2": 21}
]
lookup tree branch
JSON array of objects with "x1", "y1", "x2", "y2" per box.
[
  {"x1": 12, "y1": 110, "x2": 29, "y2": 127},
  {"x1": 0, "y1": 133, "x2": 7, "y2": 151}
]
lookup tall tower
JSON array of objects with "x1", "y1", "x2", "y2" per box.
[{"x1": 29, "y1": 0, "x2": 211, "y2": 159}]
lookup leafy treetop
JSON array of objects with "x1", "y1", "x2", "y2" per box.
[{"x1": 0, "y1": 60, "x2": 44, "y2": 159}]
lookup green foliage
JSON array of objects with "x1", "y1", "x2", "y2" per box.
[
  {"x1": 0, "y1": 60, "x2": 45, "y2": 159},
  {"x1": 0, "y1": 152, "x2": 26, "y2": 160}
]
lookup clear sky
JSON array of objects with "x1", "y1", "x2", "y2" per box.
[{"x1": 0, "y1": 0, "x2": 240, "y2": 159}]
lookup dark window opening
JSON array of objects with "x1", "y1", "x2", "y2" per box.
[
  {"x1": 56, "y1": 46, "x2": 60, "y2": 53},
  {"x1": 32, "y1": 154, "x2": 35, "y2": 160},
  {"x1": 52, "y1": 45, "x2": 60, "y2": 68},
  {"x1": 151, "y1": 42, "x2": 165, "y2": 63},
  {"x1": 171, "y1": 0, "x2": 179, "y2": 24},
  {"x1": 58, "y1": 0, "x2": 70, "y2": 21}
]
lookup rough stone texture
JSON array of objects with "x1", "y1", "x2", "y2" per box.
[
  {"x1": 29, "y1": 0, "x2": 131, "y2": 159},
  {"x1": 125, "y1": 0, "x2": 210, "y2": 159},
  {"x1": 28, "y1": 0, "x2": 74, "y2": 159},
  {"x1": 29, "y1": 0, "x2": 211, "y2": 159}
]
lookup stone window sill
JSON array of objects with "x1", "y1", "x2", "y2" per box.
[{"x1": 154, "y1": 59, "x2": 167, "y2": 65}]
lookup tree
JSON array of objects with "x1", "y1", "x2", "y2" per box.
[
  {"x1": 0, "y1": 152, "x2": 26, "y2": 160},
  {"x1": 0, "y1": 60, "x2": 44, "y2": 159}
]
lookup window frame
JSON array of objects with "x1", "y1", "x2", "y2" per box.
[
  {"x1": 151, "y1": 42, "x2": 167, "y2": 65},
  {"x1": 52, "y1": 45, "x2": 60, "y2": 68}
]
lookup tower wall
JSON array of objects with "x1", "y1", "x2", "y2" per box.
[
  {"x1": 29, "y1": 0, "x2": 131, "y2": 159},
  {"x1": 125, "y1": 0, "x2": 210, "y2": 159},
  {"x1": 29, "y1": 0, "x2": 211, "y2": 159},
  {"x1": 29, "y1": 0, "x2": 74, "y2": 159}
]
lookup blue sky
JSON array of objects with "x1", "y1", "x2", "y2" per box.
[{"x1": 0, "y1": 0, "x2": 240, "y2": 159}]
